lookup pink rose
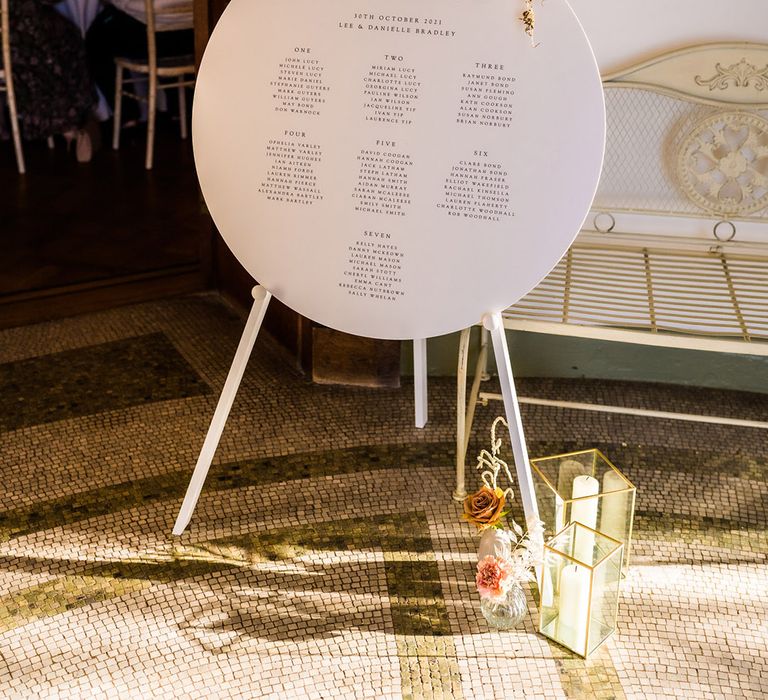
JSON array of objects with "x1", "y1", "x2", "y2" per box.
[{"x1": 476, "y1": 555, "x2": 515, "y2": 600}]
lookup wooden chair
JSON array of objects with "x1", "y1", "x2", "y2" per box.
[
  {"x1": 0, "y1": 0, "x2": 25, "y2": 174},
  {"x1": 112, "y1": 0, "x2": 195, "y2": 170}
]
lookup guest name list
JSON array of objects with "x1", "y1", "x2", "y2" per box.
[
  {"x1": 339, "y1": 231, "x2": 406, "y2": 302},
  {"x1": 438, "y1": 151, "x2": 513, "y2": 222},
  {"x1": 364, "y1": 57, "x2": 420, "y2": 126},
  {"x1": 270, "y1": 48, "x2": 329, "y2": 116},
  {"x1": 258, "y1": 131, "x2": 323, "y2": 205},
  {"x1": 257, "y1": 17, "x2": 518, "y2": 305},
  {"x1": 457, "y1": 63, "x2": 516, "y2": 128}
]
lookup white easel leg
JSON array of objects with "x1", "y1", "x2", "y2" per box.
[
  {"x1": 172, "y1": 286, "x2": 272, "y2": 535},
  {"x1": 483, "y1": 313, "x2": 540, "y2": 528},
  {"x1": 455, "y1": 326, "x2": 491, "y2": 500},
  {"x1": 454, "y1": 327, "x2": 471, "y2": 500},
  {"x1": 413, "y1": 338, "x2": 428, "y2": 429}
]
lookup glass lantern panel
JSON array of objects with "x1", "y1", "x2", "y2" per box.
[
  {"x1": 532, "y1": 449, "x2": 635, "y2": 569},
  {"x1": 539, "y1": 548, "x2": 565, "y2": 645},
  {"x1": 587, "y1": 544, "x2": 623, "y2": 656},
  {"x1": 540, "y1": 523, "x2": 623, "y2": 659},
  {"x1": 596, "y1": 484, "x2": 635, "y2": 564}
]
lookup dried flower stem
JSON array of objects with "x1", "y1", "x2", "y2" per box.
[
  {"x1": 520, "y1": 0, "x2": 540, "y2": 48},
  {"x1": 475, "y1": 416, "x2": 516, "y2": 499}
]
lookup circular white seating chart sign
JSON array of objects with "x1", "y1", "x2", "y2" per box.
[{"x1": 194, "y1": 0, "x2": 605, "y2": 339}]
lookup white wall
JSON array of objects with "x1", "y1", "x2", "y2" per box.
[{"x1": 568, "y1": 0, "x2": 768, "y2": 73}]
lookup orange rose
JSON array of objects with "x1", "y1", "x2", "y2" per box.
[{"x1": 462, "y1": 486, "x2": 506, "y2": 530}]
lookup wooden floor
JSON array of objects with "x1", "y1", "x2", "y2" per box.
[{"x1": 0, "y1": 119, "x2": 210, "y2": 325}]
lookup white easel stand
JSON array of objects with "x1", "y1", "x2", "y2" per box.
[
  {"x1": 174, "y1": 288, "x2": 432, "y2": 535},
  {"x1": 413, "y1": 338, "x2": 428, "y2": 428},
  {"x1": 173, "y1": 286, "x2": 272, "y2": 536},
  {"x1": 482, "y1": 312, "x2": 540, "y2": 531}
]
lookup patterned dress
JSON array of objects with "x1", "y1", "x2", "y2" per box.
[{"x1": 8, "y1": 0, "x2": 96, "y2": 140}]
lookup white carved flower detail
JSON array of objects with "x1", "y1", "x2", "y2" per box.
[{"x1": 681, "y1": 113, "x2": 768, "y2": 216}]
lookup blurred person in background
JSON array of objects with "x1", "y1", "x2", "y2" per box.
[{"x1": 9, "y1": 0, "x2": 97, "y2": 161}]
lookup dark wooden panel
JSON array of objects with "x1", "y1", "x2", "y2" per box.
[
  {"x1": 312, "y1": 327, "x2": 401, "y2": 388},
  {"x1": 0, "y1": 267, "x2": 204, "y2": 330},
  {"x1": 1, "y1": 129, "x2": 206, "y2": 296}
]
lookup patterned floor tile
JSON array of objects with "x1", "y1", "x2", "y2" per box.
[
  {"x1": 0, "y1": 294, "x2": 766, "y2": 699},
  {"x1": 0, "y1": 332, "x2": 210, "y2": 432}
]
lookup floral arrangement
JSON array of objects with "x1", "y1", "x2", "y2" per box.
[
  {"x1": 462, "y1": 416, "x2": 544, "y2": 602},
  {"x1": 476, "y1": 555, "x2": 516, "y2": 601}
]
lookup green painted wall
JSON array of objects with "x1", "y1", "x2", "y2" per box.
[{"x1": 401, "y1": 330, "x2": 768, "y2": 394}]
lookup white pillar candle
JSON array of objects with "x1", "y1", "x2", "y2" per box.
[
  {"x1": 599, "y1": 470, "x2": 629, "y2": 544},
  {"x1": 571, "y1": 475, "x2": 599, "y2": 564},
  {"x1": 558, "y1": 564, "x2": 591, "y2": 655},
  {"x1": 555, "y1": 460, "x2": 584, "y2": 533}
]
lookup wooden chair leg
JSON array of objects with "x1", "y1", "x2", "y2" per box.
[
  {"x1": 112, "y1": 64, "x2": 123, "y2": 150},
  {"x1": 178, "y1": 84, "x2": 188, "y2": 140},
  {"x1": 145, "y1": 73, "x2": 157, "y2": 169},
  {"x1": 6, "y1": 85, "x2": 25, "y2": 174}
]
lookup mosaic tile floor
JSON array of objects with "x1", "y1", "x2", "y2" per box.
[{"x1": 1, "y1": 294, "x2": 767, "y2": 699}]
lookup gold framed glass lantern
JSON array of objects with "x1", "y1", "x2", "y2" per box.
[
  {"x1": 530, "y1": 449, "x2": 636, "y2": 569},
  {"x1": 539, "y1": 522, "x2": 623, "y2": 658}
]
